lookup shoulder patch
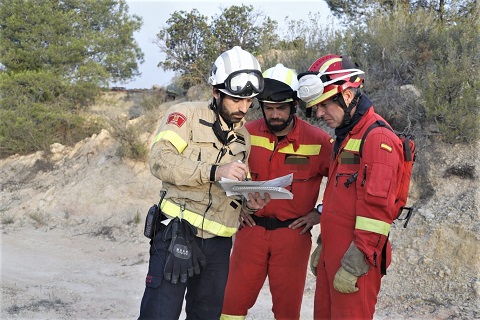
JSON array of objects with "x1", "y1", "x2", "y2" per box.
[
  {"x1": 380, "y1": 143, "x2": 393, "y2": 152},
  {"x1": 166, "y1": 112, "x2": 186, "y2": 127}
]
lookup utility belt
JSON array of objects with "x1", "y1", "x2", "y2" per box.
[{"x1": 251, "y1": 215, "x2": 297, "y2": 231}]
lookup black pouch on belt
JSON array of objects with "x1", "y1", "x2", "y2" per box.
[{"x1": 144, "y1": 191, "x2": 166, "y2": 239}]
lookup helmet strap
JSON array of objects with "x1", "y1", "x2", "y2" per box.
[
  {"x1": 335, "y1": 91, "x2": 362, "y2": 126},
  {"x1": 210, "y1": 93, "x2": 231, "y2": 145},
  {"x1": 305, "y1": 106, "x2": 312, "y2": 118}
]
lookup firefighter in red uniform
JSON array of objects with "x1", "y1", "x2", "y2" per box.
[
  {"x1": 298, "y1": 55, "x2": 404, "y2": 319},
  {"x1": 221, "y1": 64, "x2": 333, "y2": 320}
]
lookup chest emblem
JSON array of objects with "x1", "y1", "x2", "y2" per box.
[
  {"x1": 339, "y1": 151, "x2": 360, "y2": 164},
  {"x1": 284, "y1": 154, "x2": 309, "y2": 165}
]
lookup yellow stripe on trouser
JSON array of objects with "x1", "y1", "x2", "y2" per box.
[
  {"x1": 161, "y1": 200, "x2": 237, "y2": 237},
  {"x1": 355, "y1": 216, "x2": 391, "y2": 236},
  {"x1": 220, "y1": 314, "x2": 246, "y2": 320}
]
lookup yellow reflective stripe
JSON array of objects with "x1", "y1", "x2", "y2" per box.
[
  {"x1": 355, "y1": 216, "x2": 391, "y2": 236},
  {"x1": 220, "y1": 315, "x2": 246, "y2": 320},
  {"x1": 319, "y1": 57, "x2": 342, "y2": 72},
  {"x1": 353, "y1": 77, "x2": 363, "y2": 85},
  {"x1": 251, "y1": 135, "x2": 275, "y2": 151},
  {"x1": 278, "y1": 144, "x2": 321, "y2": 155},
  {"x1": 251, "y1": 135, "x2": 321, "y2": 155},
  {"x1": 306, "y1": 89, "x2": 338, "y2": 108},
  {"x1": 161, "y1": 200, "x2": 237, "y2": 237},
  {"x1": 153, "y1": 130, "x2": 188, "y2": 153},
  {"x1": 285, "y1": 68, "x2": 295, "y2": 86},
  {"x1": 344, "y1": 138, "x2": 362, "y2": 152}
]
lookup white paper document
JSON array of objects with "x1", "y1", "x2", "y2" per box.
[{"x1": 218, "y1": 173, "x2": 294, "y2": 200}]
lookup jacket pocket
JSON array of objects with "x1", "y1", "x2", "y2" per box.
[{"x1": 364, "y1": 162, "x2": 393, "y2": 207}]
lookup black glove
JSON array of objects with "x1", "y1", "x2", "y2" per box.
[
  {"x1": 162, "y1": 218, "x2": 207, "y2": 284},
  {"x1": 182, "y1": 220, "x2": 207, "y2": 275},
  {"x1": 162, "y1": 218, "x2": 191, "y2": 284}
]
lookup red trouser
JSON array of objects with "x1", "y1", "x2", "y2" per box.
[
  {"x1": 222, "y1": 225, "x2": 312, "y2": 320},
  {"x1": 314, "y1": 211, "x2": 383, "y2": 320}
]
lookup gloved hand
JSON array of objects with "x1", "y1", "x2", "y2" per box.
[
  {"x1": 163, "y1": 218, "x2": 192, "y2": 284},
  {"x1": 310, "y1": 235, "x2": 322, "y2": 276},
  {"x1": 333, "y1": 242, "x2": 370, "y2": 293},
  {"x1": 182, "y1": 219, "x2": 207, "y2": 276},
  {"x1": 333, "y1": 266, "x2": 359, "y2": 293}
]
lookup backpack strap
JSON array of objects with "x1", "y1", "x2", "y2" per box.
[
  {"x1": 381, "y1": 233, "x2": 389, "y2": 275},
  {"x1": 359, "y1": 120, "x2": 391, "y2": 158},
  {"x1": 359, "y1": 119, "x2": 393, "y2": 276}
]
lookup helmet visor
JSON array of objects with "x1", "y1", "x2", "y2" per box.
[{"x1": 223, "y1": 69, "x2": 264, "y2": 97}]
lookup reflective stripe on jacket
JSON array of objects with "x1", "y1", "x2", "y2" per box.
[
  {"x1": 245, "y1": 115, "x2": 333, "y2": 221},
  {"x1": 149, "y1": 101, "x2": 251, "y2": 238}
]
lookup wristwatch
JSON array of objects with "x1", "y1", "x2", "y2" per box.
[{"x1": 316, "y1": 203, "x2": 323, "y2": 215}]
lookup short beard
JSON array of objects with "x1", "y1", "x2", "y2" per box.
[
  {"x1": 218, "y1": 106, "x2": 245, "y2": 125},
  {"x1": 266, "y1": 115, "x2": 292, "y2": 132}
]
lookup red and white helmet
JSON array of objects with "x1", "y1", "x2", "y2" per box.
[
  {"x1": 298, "y1": 55, "x2": 364, "y2": 108},
  {"x1": 208, "y1": 46, "x2": 264, "y2": 99}
]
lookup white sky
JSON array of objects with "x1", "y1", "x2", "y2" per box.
[{"x1": 117, "y1": 0, "x2": 333, "y2": 89}]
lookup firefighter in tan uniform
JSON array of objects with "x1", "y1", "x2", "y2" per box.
[{"x1": 138, "y1": 46, "x2": 270, "y2": 320}]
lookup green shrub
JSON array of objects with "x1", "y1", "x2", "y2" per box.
[
  {"x1": 0, "y1": 70, "x2": 103, "y2": 158},
  {"x1": 107, "y1": 115, "x2": 149, "y2": 161},
  {"x1": 0, "y1": 102, "x2": 102, "y2": 157},
  {"x1": 140, "y1": 90, "x2": 166, "y2": 112},
  {"x1": 422, "y1": 57, "x2": 479, "y2": 143}
]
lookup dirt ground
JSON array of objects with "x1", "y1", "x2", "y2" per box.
[{"x1": 1, "y1": 205, "x2": 319, "y2": 319}]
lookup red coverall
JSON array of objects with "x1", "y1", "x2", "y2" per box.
[
  {"x1": 314, "y1": 107, "x2": 403, "y2": 319},
  {"x1": 222, "y1": 115, "x2": 332, "y2": 320}
]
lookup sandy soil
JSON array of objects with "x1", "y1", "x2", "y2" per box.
[
  {"x1": 1, "y1": 216, "x2": 320, "y2": 319},
  {"x1": 2, "y1": 222, "x2": 147, "y2": 318}
]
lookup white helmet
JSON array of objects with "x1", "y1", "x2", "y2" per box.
[
  {"x1": 208, "y1": 46, "x2": 264, "y2": 99},
  {"x1": 257, "y1": 63, "x2": 299, "y2": 103}
]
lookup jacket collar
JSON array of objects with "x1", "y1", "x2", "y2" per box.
[{"x1": 349, "y1": 107, "x2": 375, "y2": 136}]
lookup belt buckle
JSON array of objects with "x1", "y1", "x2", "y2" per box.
[{"x1": 264, "y1": 217, "x2": 277, "y2": 230}]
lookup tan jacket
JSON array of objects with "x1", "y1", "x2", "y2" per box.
[{"x1": 150, "y1": 101, "x2": 251, "y2": 238}]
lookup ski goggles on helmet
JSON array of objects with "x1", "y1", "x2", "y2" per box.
[
  {"x1": 257, "y1": 78, "x2": 297, "y2": 103},
  {"x1": 219, "y1": 69, "x2": 264, "y2": 98},
  {"x1": 298, "y1": 69, "x2": 364, "y2": 107}
]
